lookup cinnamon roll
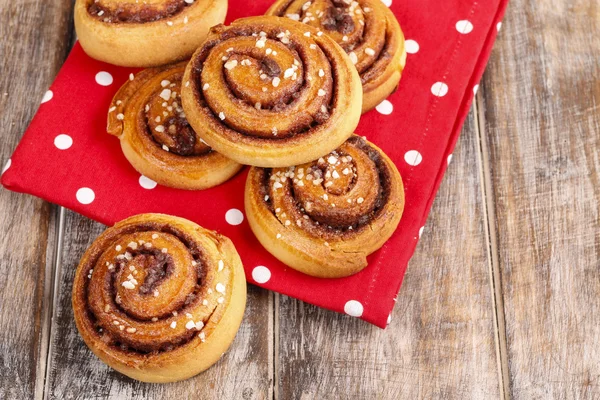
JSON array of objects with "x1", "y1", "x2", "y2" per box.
[
  {"x1": 108, "y1": 62, "x2": 242, "y2": 190},
  {"x1": 74, "y1": 0, "x2": 228, "y2": 67},
  {"x1": 245, "y1": 136, "x2": 404, "y2": 278},
  {"x1": 181, "y1": 16, "x2": 363, "y2": 168},
  {"x1": 72, "y1": 213, "x2": 247, "y2": 383},
  {"x1": 267, "y1": 0, "x2": 406, "y2": 113}
]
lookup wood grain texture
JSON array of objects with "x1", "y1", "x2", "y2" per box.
[
  {"x1": 480, "y1": 1, "x2": 600, "y2": 398},
  {"x1": 5, "y1": 0, "x2": 599, "y2": 398},
  {"x1": 44, "y1": 210, "x2": 273, "y2": 399},
  {"x1": 276, "y1": 112, "x2": 503, "y2": 399},
  {"x1": 0, "y1": 1, "x2": 73, "y2": 398}
]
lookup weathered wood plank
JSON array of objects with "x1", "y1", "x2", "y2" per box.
[
  {"x1": 0, "y1": 2, "x2": 74, "y2": 398},
  {"x1": 276, "y1": 111, "x2": 503, "y2": 399},
  {"x1": 45, "y1": 210, "x2": 273, "y2": 399},
  {"x1": 480, "y1": 1, "x2": 600, "y2": 398}
]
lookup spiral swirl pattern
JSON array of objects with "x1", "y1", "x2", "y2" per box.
[
  {"x1": 73, "y1": 214, "x2": 246, "y2": 382},
  {"x1": 74, "y1": 0, "x2": 227, "y2": 67},
  {"x1": 181, "y1": 16, "x2": 363, "y2": 167},
  {"x1": 267, "y1": 0, "x2": 406, "y2": 113},
  {"x1": 245, "y1": 136, "x2": 404, "y2": 278},
  {"x1": 108, "y1": 63, "x2": 242, "y2": 190}
]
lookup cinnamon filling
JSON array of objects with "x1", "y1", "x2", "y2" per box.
[
  {"x1": 137, "y1": 251, "x2": 173, "y2": 295},
  {"x1": 144, "y1": 75, "x2": 212, "y2": 156},
  {"x1": 260, "y1": 58, "x2": 282, "y2": 77},
  {"x1": 189, "y1": 24, "x2": 336, "y2": 140},
  {"x1": 87, "y1": 0, "x2": 191, "y2": 24},
  {"x1": 273, "y1": 0, "x2": 395, "y2": 81},
  {"x1": 79, "y1": 222, "x2": 217, "y2": 355},
  {"x1": 322, "y1": 6, "x2": 355, "y2": 34},
  {"x1": 359, "y1": 32, "x2": 393, "y2": 84},
  {"x1": 261, "y1": 136, "x2": 392, "y2": 239}
]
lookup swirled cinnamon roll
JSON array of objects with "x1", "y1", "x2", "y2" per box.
[
  {"x1": 267, "y1": 0, "x2": 406, "y2": 113},
  {"x1": 181, "y1": 16, "x2": 363, "y2": 168},
  {"x1": 108, "y1": 62, "x2": 242, "y2": 190},
  {"x1": 72, "y1": 214, "x2": 247, "y2": 383},
  {"x1": 245, "y1": 136, "x2": 404, "y2": 278},
  {"x1": 74, "y1": 0, "x2": 228, "y2": 67}
]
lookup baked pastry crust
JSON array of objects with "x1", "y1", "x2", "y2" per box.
[
  {"x1": 108, "y1": 62, "x2": 242, "y2": 190},
  {"x1": 245, "y1": 136, "x2": 404, "y2": 278},
  {"x1": 72, "y1": 213, "x2": 247, "y2": 383},
  {"x1": 181, "y1": 15, "x2": 363, "y2": 168},
  {"x1": 74, "y1": 0, "x2": 228, "y2": 67},
  {"x1": 266, "y1": 0, "x2": 406, "y2": 113}
]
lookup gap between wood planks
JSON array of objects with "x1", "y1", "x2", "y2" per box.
[
  {"x1": 473, "y1": 88, "x2": 511, "y2": 399},
  {"x1": 35, "y1": 207, "x2": 64, "y2": 400},
  {"x1": 273, "y1": 293, "x2": 280, "y2": 400}
]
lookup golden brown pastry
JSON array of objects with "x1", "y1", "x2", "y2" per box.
[
  {"x1": 74, "y1": 0, "x2": 228, "y2": 67},
  {"x1": 72, "y1": 213, "x2": 247, "y2": 383},
  {"x1": 266, "y1": 0, "x2": 406, "y2": 113},
  {"x1": 245, "y1": 136, "x2": 404, "y2": 278},
  {"x1": 108, "y1": 62, "x2": 243, "y2": 190},
  {"x1": 181, "y1": 15, "x2": 363, "y2": 168}
]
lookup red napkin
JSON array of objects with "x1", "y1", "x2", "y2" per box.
[{"x1": 2, "y1": 0, "x2": 508, "y2": 328}]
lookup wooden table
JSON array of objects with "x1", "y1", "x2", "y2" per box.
[{"x1": 1, "y1": 1, "x2": 598, "y2": 399}]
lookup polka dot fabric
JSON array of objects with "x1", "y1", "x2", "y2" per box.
[{"x1": 1, "y1": 0, "x2": 509, "y2": 328}]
